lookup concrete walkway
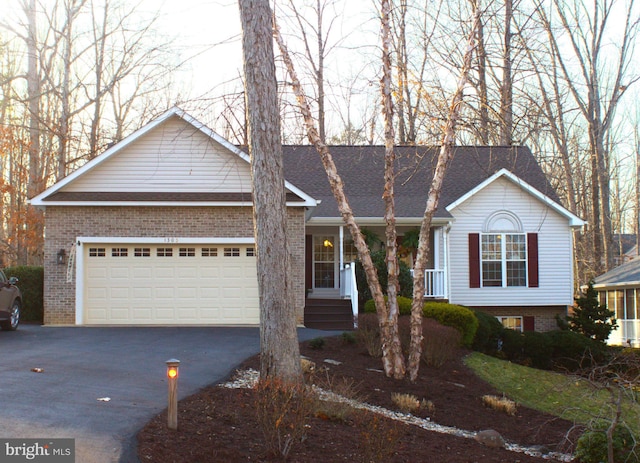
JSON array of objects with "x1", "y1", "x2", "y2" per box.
[{"x1": 0, "y1": 325, "x2": 334, "y2": 462}]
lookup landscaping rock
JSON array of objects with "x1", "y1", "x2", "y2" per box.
[{"x1": 474, "y1": 429, "x2": 506, "y2": 448}]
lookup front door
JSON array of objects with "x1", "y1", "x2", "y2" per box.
[{"x1": 313, "y1": 235, "x2": 337, "y2": 292}]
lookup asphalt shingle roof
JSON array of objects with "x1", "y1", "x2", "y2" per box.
[
  {"x1": 282, "y1": 145, "x2": 559, "y2": 219},
  {"x1": 594, "y1": 258, "x2": 640, "y2": 287}
]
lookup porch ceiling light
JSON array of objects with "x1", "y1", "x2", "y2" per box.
[{"x1": 323, "y1": 239, "x2": 333, "y2": 248}]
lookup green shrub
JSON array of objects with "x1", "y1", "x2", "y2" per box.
[
  {"x1": 500, "y1": 328, "x2": 525, "y2": 357},
  {"x1": 355, "y1": 249, "x2": 413, "y2": 302},
  {"x1": 4, "y1": 266, "x2": 44, "y2": 323},
  {"x1": 341, "y1": 331, "x2": 356, "y2": 345},
  {"x1": 545, "y1": 330, "x2": 612, "y2": 372},
  {"x1": 497, "y1": 329, "x2": 615, "y2": 371},
  {"x1": 308, "y1": 337, "x2": 325, "y2": 350},
  {"x1": 363, "y1": 296, "x2": 412, "y2": 315},
  {"x1": 472, "y1": 310, "x2": 504, "y2": 354},
  {"x1": 422, "y1": 302, "x2": 478, "y2": 347},
  {"x1": 575, "y1": 422, "x2": 638, "y2": 463},
  {"x1": 501, "y1": 329, "x2": 553, "y2": 369}
]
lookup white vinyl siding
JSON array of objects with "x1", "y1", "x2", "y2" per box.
[
  {"x1": 448, "y1": 177, "x2": 574, "y2": 307},
  {"x1": 83, "y1": 243, "x2": 259, "y2": 325},
  {"x1": 64, "y1": 116, "x2": 252, "y2": 193}
]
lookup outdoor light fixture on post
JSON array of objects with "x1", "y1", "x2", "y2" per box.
[{"x1": 166, "y1": 359, "x2": 180, "y2": 430}]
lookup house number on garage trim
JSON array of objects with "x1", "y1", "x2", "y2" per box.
[{"x1": 164, "y1": 237, "x2": 180, "y2": 243}]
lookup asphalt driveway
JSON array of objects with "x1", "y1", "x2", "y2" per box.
[{"x1": 0, "y1": 324, "x2": 335, "y2": 462}]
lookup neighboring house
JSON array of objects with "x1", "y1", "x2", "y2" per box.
[
  {"x1": 593, "y1": 259, "x2": 640, "y2": 347},
  {"x1": 31, "y1": 107, "x2": 584, "y2": 331},
  {"x1": 613, "y1": 234, "x2": 638, "y2": 266}
]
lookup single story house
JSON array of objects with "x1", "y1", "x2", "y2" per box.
[
  {"x1": 31, "y1": 107, "x2": 584, "y2": 331},
  {"x1": 593, "y1": 259, "x2": 640, "y2": 346}
]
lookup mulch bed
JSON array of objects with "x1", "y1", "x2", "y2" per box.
[{"x1": 137, "y1": 335, "x2": 580, "y2": 462}]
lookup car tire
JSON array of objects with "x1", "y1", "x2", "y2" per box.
[{"x1": 1, "y1": 300, "x2": 20, "y2": 331}]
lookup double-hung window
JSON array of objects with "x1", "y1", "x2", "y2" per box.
[{"x1": 481, "y1": 233, "x2": 527, "y2": 287}]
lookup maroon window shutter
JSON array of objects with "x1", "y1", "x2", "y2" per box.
[
  {"x1": 469, "y1": 233, "x2": 480, "y2": 288},
  {"x1": 523, "y1": 316, "x2": 535, "y2": 332},
  {"x1": 527, "y1": 233, "x2": 539, "y2": 288}
]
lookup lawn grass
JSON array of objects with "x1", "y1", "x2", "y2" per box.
[{"x1": 464, "y1": 352, "x2": 640, "y2": 435}]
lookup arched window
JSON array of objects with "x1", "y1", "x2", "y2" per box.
[{"x1": 483, "y1": 211, "x2": 523, "y2": 233}]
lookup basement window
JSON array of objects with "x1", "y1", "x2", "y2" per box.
[{"x1": 496, "y1": 316, "x2": 523, "y2": 332}]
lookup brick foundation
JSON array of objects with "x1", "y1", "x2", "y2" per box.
[{"x1": 471, "y1": 305, "x2": 568, "y2": 332}]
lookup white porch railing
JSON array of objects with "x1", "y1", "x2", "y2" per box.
[
  {"x1": 340, "y1": 262, "x2": 359, "y2": 328},
  {"x1": 424, "y1": 269, "x2": 446, "y2": 298},
  {"x1": 410, "y1": 269, "x2": 447, "y2": 299}
]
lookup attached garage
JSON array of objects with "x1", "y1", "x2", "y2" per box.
[
  {"x1": 30, "y1": 108, "x2": 314, "y2": 326},
  {"x1": 80, "y1": 241, "x2": 259, "y2": 325}
]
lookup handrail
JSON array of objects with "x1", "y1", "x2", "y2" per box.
[{"x1": 340, "y1": 262, "x2": 359, "y2": 328}]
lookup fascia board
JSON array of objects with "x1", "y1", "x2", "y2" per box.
[
  {"x1": 77, "y1": 236, "x2": 256, "y2": 244},
  {"x1": 592, "y1": 281, "x2": 640, "y2": 289},
  {"x1": 36, "y1": 201, "x2": 310, "y2": 208},
  {"x1": 306, "y1": 217, "x2": 454, "y2": 227}
]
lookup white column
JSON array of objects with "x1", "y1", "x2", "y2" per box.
[
  {"x1": 339, "y1": 225, "x2": 344, "y2": 270},
  {"x1": 433, "y1": 227, "x2": 440, "y2": 269}
]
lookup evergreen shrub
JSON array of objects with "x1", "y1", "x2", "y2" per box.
[
  {"x1": 363, "y1": 296, "x2": 412, "y2": 315},
  {"x1": 472, "y1": 310, "x2": 504, "y2": 354},
  {"x1": 422, "y1": 302, "x2": 478, "y2": 347},
  {"x1": 4, "y1": 266, "x2": 44, "y2": 323}
]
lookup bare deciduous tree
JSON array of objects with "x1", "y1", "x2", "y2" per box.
[
  {"x1": 276, "y1": 0, "x2": 480, "y2": 380},
  {"x1": 239, "y1": 0, "x2": 302, "y2": 383},
  {"x1": 538, "y1": 0, "x2": 640, "y2": 274}
]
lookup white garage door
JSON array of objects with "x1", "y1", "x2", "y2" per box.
[{"x1": 83, "y1": 243, "x2": 259, "y2": 325}]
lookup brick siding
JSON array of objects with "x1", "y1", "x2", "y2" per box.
[
  {"x1": 471, "y1": 305, "x2": 568, "y2": 332},
  {"x1": 44, "y1": 205, "x2": 306, "y2": 325}
]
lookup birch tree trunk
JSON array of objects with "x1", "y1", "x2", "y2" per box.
[
  {"x1": 239, "y1": 0, "x2": 302, "y2": 384},
  {"x1": 380, "y1": 0, "x2": 405, "y2": 379},
  {"x1": 274, "y1": 15, "x2": 406, "y2": 379},
  {"x1": 408, "y1": 3, "x2": 481, "y2": 381}
]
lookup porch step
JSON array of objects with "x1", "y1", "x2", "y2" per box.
[{"x1": 304, "y1": 298, "x2": 354, "y2": 331}]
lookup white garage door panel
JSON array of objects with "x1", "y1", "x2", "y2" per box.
[{"x1": 84, "y1": 243, "x2": 259, "y2": 325}]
